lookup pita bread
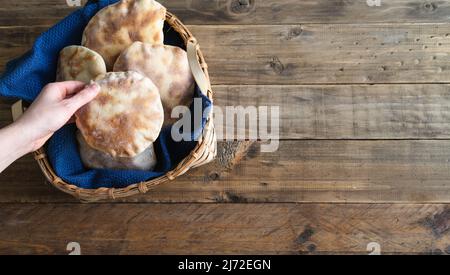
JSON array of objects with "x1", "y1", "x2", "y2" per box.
[
  {"x1": 75, "y1": 71, "x2": 164, "y2": 158},
  {"x1": 114, "y1": 42, "x2": 195, "y2": 125},
  {"x1": 82, "y1": 0, "x2": 166, "y2": 70},
  {"x1": 56, "y1": 46, "x2": 106, "y2": 83},
  {"x1": 77, "y1": 131, "x2": 157, "y2": 171}
]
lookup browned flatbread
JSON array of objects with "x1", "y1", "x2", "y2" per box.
[
  {"x1": 114, "y1": 42, "x2": 195, "y2": 125},
  {"x1": 75, "y1": 71, "x2": 164, "y2": 158},
  {"x1": 82, "y1": 0, "x2": 166, "y2": 70},
  {"x1": 56, "y1": 46, "x2": 106, "y2": 83},
  {"x1": 77, "y1": 131, "x2": 157, "y2": 171}
]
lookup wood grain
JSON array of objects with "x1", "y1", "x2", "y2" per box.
[
  {"x1": 170, "y1": 140, "x2": 450, "y2": 203},
  {"x1": 193, "y1": 24, "x2": 450, "y2": 85},
  {"x1": 2, "y1": 0, "x2": 450, "y2": 26},
  {"x1": 3, "y1": 24, "x2": 450, "y2": 84},
  {"x1": 1, "y1": 0, "x2": 449, "y2": 257},
  {"x1": 2, "y1": 140, "x2": 450, "y2": 203},
  {"x1": 0, "y1": 0, "x2": 449, "y2": 256},
  {"x1": 214, "y1": 84, "x2": 450, "y2": 139},
  {"x1": 0, "y1": 203, "x2": 448, "y2": 255},
  {"x1": 5, "y1": 84, "x2": 450, "y2": 139}
]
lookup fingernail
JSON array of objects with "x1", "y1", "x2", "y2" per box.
[{"x1": 85, "y1": 83, "x2": 100, "y2": 92}]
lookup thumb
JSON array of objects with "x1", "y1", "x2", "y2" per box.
[{"x1": 65, "y1": 83, "x2": 100, "y2": 111}]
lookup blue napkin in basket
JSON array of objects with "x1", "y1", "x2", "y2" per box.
[{"x1": 0, "y1": 0, "x2": 212, "y2": 189}]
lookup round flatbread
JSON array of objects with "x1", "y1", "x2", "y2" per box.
[
  {"x1": 56, "y1": 46, "x2": 106, "y2": 83},
  {"x1": 114, "y1": 42, "x2": 195, "y2": 125},
  {"x1": 77, "y1": 131, "x2": 157, "y2": 171},
  {"x1": 82, "y1": 0, "x2": 166, "y2": 70},
  {"x1": 75, "y1": 71, "x2": 164, "y2": 158}
]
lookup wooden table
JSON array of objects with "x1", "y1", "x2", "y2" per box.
[{"x1": 1, "y1": 0, "x2": 450, "y2": 255}]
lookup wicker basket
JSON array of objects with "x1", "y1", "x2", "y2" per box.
[{"x1": 11, "y1": 12, "x2": 216, "y2": 202}]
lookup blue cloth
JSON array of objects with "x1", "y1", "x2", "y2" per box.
[{"x1": 0, "y1": 0, "x2": 212, "y2": 189}]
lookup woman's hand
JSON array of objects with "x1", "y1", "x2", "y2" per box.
[
  {"x1": 0, "y1": 81, "x2": 99, "y2": 173},
  {"x1": 16, "y1": 81, "x2": 100, "y2": 152}
]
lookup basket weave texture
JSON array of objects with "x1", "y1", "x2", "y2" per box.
[{"x1": 32, "y1": 12, "x2": 216, "y2": 202}]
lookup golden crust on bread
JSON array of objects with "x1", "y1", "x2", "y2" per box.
[
  {"x1": 82, "y1": 0, "x2": 166, "y2": 70},
  {"x1": 75, "y1": 71, "x2": 164, "y2": 158},
  {"x1": 114, "y1": 42, "x2": 194, "y2": 125},
  {"x1": 56, "y1": 46, "x2": 106, "y2": 83}
]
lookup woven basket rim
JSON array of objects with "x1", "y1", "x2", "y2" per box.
[{"x1": 33, "y1": 11, "x2": 216, "y2": 202}]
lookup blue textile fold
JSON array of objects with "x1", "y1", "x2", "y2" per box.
[{"x1": 0, "y1": 0, "x2": 212, "y2": 189}]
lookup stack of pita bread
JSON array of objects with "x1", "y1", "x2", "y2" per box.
[{"x1": 56, "y1": 0, "x2": 195, "y2": 171}]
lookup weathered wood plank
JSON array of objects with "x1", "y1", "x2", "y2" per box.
[
  {"x1": 193, "y1": 24, "x2": 450, "y2": 85},
  {"x1": 3, "y1": 24, "x2": 450, "y2": 84},
  {"x1": 0, "y1": 98, "x2": 13, "y2": 128},
  {"x1": 214, "y1": 84, "x2": 450, "y2": 139},
  {"x1": 2, "y1": 140, "x2": 450, "y2": 203},
  {"x1": 2, "y1": 0, "x2": 450, "y2": 26},
  {"x1": 0, "y1": 203, "x2": 448, "y2": 254}
]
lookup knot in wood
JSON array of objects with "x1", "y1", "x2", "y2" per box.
[
  {"x1": 422, "y1": 2, "x2": 437, "y2": 12},
  {"x1": 229, "y1": 0, "x2": 255, "y2": 15},
  {"x1": 269, "y1": 57, "x2": 285, "y2": 75}
]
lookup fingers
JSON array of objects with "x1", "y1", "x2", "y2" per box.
[
  {"x1": 44, "y1": 81, "x2": 86, "y2": 100},
  {"x1": 64, "y1": 83, "x2": 100, "y2": 112}
]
